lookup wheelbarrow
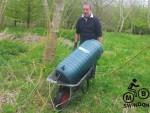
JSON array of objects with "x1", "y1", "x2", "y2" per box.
[
  {"x1": 47, "y1": 39, "x2": 103, "y2": 109},
  {"x1": 47, "y1": 65, "x2": 95, "y2": 109}
]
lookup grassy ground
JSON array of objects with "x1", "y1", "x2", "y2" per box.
[{"x1": 0, "y1": 32, "x2": 150, "y2": 113}]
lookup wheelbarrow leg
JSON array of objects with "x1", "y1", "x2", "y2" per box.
[
  {"x1": 81, "y1": 79, "x2": 90, "y2": 94},
  {"x1": 91, "y1": 64, "x2": 96, "y2": 78},
  {"x1": 87, "y1": 79, "x2": 90, "y2": 89}
]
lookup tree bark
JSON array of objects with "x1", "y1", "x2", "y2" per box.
[
  {"x1": 118, "y1": 0, "x2": 124, "y2": 32},
  {"x1": 27, "y1": 0, "x2": 31, "y2": 28},
  {"x1": 148, "y1": 0, "x2": 150, "y2": 29},
  {"x1": 0, "y1": 0, "x2": 7, "y2": 29},
  {"x1": 118, "y1": 0, "x2": 135, "y2": 32},
  {"x1": 14, "y1": 20, "x2": 17, "y2": 27},
  {"x1": 43, "y1": 0, "x2": 64, "y2": 62}
]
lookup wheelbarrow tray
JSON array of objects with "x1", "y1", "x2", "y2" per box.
[
  {"x1": 47, "y1": 67, "x2": 94, "y2": 109},
  {"x1": 47, "y1": 67, "x2": 93, "y2": 87}
]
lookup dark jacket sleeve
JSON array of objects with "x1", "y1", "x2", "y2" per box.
[
  {"x1": 94, "y1": 17, "x2": 102, "y2": 37},
  {"x1": 76, "y1": 18, "x2": 81, "y2": 34}
]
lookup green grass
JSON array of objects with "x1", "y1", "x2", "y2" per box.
[
  {"x1": 58, "y1": 29, "x2": 75, "y2": 41},
  {"x1": 3, "y1": 27, "x2": 47, "y2": 37},
  {"x1": 3, "y1": 27, "x2": 74, "y2": 39},
  {"x1": 3, "y1": 27, "x2": 75, "y2": 38},
  {"x1": 0, "y1": 32, "x2": 150, "y2": 113}
]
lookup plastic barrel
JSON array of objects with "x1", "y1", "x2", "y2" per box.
[{"x1": 55, "y1": 39, "x2": 103, "y2": 84}]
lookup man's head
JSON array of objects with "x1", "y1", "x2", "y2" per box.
[{"x1": 83, "y1": 2, "x2": 92, "y2": 17}]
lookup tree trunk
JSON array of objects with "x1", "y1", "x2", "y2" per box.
[
  {"x1": 118, "y1": 0, "x2": 135, "y2": 32},
  {"x1": 119, "y1": 18, "x2": 125, "y2": 32},
  {"x1": 93, "y1": 0, "x2": 103, "y2": 17},
  {"x1": 43, "y1": 0, "x2": 64, "y2": 62},
  {"x1": 27, "y1": 0, "x2": 31, "y2": 28},
  {"x1": 0, "y1": 0, "x2": 7, "y2": 29},
  {"x1": 148, "y1": 0, "x2": 150, "y2": 29},
  {"x1": 118, "y1": 0, "x2": 124, "y2": 32},
  {"x1": 14, "y1": 20, "x2": 17, "y2": 27}
]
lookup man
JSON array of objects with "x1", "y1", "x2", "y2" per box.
[
  {"x1": 74, "y1": 2, "x2": 103, "y2": 78},
  {"x1": 74, "y1": 2, "x2": 103, "y2": 48}
]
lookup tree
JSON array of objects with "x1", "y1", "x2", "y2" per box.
[
  {"x1": 148, "y1": 0, "x2": 150, "y2": 29},
  {"x1": 22, "y1": 0, "x2": 44, "y2": 28},
  {"x1": 43, "y1": 0, "x2": 64, "y2": 62},
  {"x1": 130, "y1": 5, "x2": 149, "y2": 34},
  {"x1": 0, "y1": 0, "x2": 8, "y2": 28},
  {"x1": 61, "y1": 0, "x2": 82, "y2": 29},
  {"x1": 117, "y1": 0, "x2": 136, "y2": 32},
  {"x1": 5, "y1": 0, "x2": 44, "y2": 28},
  {"x1": 5, "y1": 0, "x2": 23, "y2": 27},
  {"x1": 27, "y1": 0, "x2": 31, "y2": 28}
]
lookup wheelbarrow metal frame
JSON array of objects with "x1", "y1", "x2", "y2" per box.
[{"x1": 47, "y1": 66, "x2": 94, "y2": 109}]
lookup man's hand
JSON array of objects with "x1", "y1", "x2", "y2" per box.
[
  {"x1": 98, "y1": 37, "x2": 103, "y2": 44},
  {"x1": 74, "y1": 33, "x2": 79, "y2": 50},
  {"x1": 74, "y1": 42, "x2": 78, "y2": 50}
]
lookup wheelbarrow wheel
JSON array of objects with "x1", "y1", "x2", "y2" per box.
[{"x1": 53, "y1": 87, "x2": 70, "y2": 109}]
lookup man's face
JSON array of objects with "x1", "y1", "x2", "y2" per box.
[{"x1": 83, "y1": 5, "x2": 91, "y2": 17}]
